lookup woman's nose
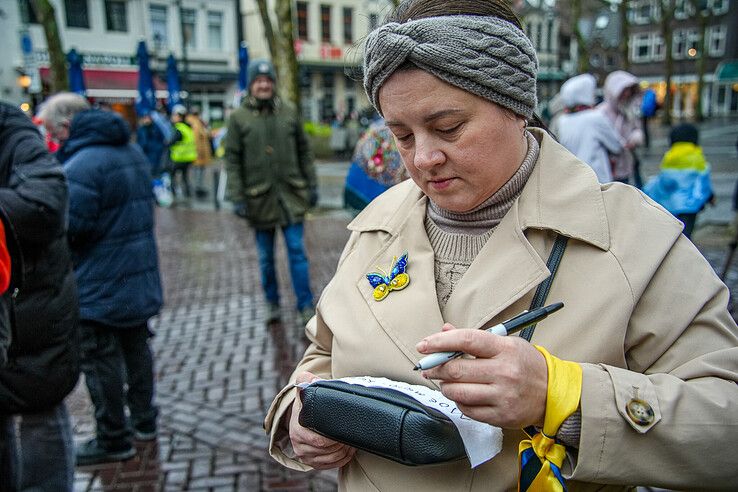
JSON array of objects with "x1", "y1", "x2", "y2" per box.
[{"x1": 413, "y1": 138, "x2": 445, "y2": 170}]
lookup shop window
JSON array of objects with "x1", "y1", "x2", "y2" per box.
[
  {"x1": 105, "y1": 0, "x2": 127, "y2": 32},
  {"x1": 343, "y1": 7, "x2": 353, "y2": 44},
  {"x1": 18, "y1": 0, "x2": 39, "y2": 24},
  {"x1": 64, "y1": 0, "x2": 89, "y2": 29},
  {"x1": 628, "y1": 0, "x2": 657, "y2": 24},
  {"x1": 296, "y1": 2, "x2": 308, "y2": 41},
  {"x1": 320, "y1": 4, "x2": 331, "y2": 43},
  {"x1": 207, "y1": 11, "x2": 223, "y2": 50},
  {"x1": 708, "y1": 24, "x2": 727, "y2": 56},
  {"x1": 631, "y1": 33, "x2": 652, "y2": 62},
  {"x1": 652, "y1": 34, "x2": 665, "y2": 61},
  {"x1": 150, "y1": 5, "x2": 168, "y2": 50},
  {"x1": 674, "y1": 0, "x2": 694, "y2": 19},
  {"x1": 709, "y1": 0, "x2": 729, "y2": 15},
  {"x1": 181, "y1": 8, "x2": 197, "y2": 50},
  {"x1": 672, "y1": 29, "x2": 687, "y2": 59}
]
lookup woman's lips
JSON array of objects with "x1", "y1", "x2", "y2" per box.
[{"x1": 428, "y1": 177, "x2": 455, "y2": 191}]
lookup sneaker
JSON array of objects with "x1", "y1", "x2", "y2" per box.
[
  {"x1": 133, "y1": 423, "x2": 157, "y2": 441},
  {"x1": 76, "y1": 438, "x2": 135, "y2": 466},
  {"x1": 267, "y1": 303, "x2": 281, "y2": 323},
  {"x1": 299, "y1": 307, "x2": 314, "y2": 326}
]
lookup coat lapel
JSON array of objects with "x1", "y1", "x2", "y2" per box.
[
  {"x1": 442, "y1": 200, "x2": 550, "y2": 330},
  {"x1": 354, "y1": 196, "x2": 445, "y2": 377}
]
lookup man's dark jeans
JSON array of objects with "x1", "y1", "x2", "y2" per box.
[{"x1": 79, "y1": 321, "x2": 158, "y2": 449}]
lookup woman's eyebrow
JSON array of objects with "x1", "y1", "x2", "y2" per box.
[{"x1": 385, "y1": 109, "x2": 465, "y2": 127}]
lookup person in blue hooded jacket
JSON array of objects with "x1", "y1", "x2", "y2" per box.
[
  {"x1": 643, "y1": 123, "x2": 714, "y2": 238},
  {"x1": 43, "y1": 93, "x2": 164, "y2": 466}
]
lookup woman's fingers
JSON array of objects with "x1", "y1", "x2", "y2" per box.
[
  {"x1": 288, "y1": 375, "x2": 357, "y2": 469},
  {"x1": 416, "y1": 328, "x2": 510, "y2": 359}
]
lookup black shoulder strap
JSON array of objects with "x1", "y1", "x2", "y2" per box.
[{"x1": 520, "y1": 234, "x2": 568, "y2": 342}]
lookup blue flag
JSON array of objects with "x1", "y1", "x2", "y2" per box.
[
  {"x1": 166, "y1": 54, "x2": 182, "y2": 110},
  {"x1": 67, "y1": 48, "x2": 86, "y2": 96},
  {"x1": 238, "y1": 43, "x2": 249, "y2": 92},
  {"x1": 135, "y1": 40, "x2": 157, "y2": 116}
]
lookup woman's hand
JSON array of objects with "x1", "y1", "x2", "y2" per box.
[
  {"x1": 416, "y1": 323, "x2": 548, "y2": 429},
  {"x1": 288, "y1": 371, "x2": 357, "y2": 469}
]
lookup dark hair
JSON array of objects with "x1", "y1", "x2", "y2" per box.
[
  {"x1": 386, "y1": 0, "x2": 523, "y2": 31},
  {"x1": 669, "y1": 123, "x2": 699, "y2": 146},
  {"x1": 385, "y1": 0, "x2": 549, "y2": 132}
]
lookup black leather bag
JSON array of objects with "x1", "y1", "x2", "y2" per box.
[{"x1": 298, "y1": 379, "x2": 467, "y2": 466}]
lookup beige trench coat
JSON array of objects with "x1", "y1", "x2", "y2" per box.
[{"x1": 264, "y1": 130, "x2": 738, "y2": 491}]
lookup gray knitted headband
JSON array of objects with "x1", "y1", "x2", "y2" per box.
[{"x1": 363, "y1": 15, "x2": 538, "y2": 119}]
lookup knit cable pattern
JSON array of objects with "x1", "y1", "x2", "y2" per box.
[{"x1": 364, "y1": 16, "x2": 538, "y2": 119}]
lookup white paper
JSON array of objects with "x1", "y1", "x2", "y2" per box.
[{"x1": 297, "y1": 376, "x2": 503, "y2": 467}]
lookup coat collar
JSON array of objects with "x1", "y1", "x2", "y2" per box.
[{"x1": 349, "y1": 129, "x2": 611, "y2": 252}]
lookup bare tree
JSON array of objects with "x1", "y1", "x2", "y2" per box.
[
  {"x1": 255, "y1": 0, "x2": 279, "y2": 64},
  {"x1": 30, "y1": 0, "x2": 68, "y2": 92},
  {"x1": 659, "y1": 0, "x2": 674, "y2": 125},
  {"x1": 253, "y1": 0, "x2": 303, "y2": 113},
  {"x1": 274, "y1": 0, "x2": 301, "y2": 112},
  {"x1": 571, "y1": 0, "x2": 591, "y2": 72},
  {"x1": 618, "y1": 0, "x2": 631, "y2": 70},
  {"x1": 688, "y1": 0, "x2": 709, "y2": 121}
]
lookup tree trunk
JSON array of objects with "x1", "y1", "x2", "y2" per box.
[
  {"x1": 571, "y1": 0, "x2": 590, "y2": 73},
  {"x1": 255, "y1": 0, "x2": 279, "y2": 64},
  {"x1": 619, "y1": 0, "x2": 631, "y2": 71},
  {"x1": 661, "y1": 0, "x2": 674, "y2": 126},
  {"x1": 274, "y1": 0, "x2": 301, "y2": 113},
  {"x1": 688, "y1": 0, "x2": 708, "y2": 122},
  {"x1": 30, "y1": 0, "x2": 68, "y2": 93}
]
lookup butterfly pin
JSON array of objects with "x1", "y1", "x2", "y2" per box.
[{"x1": 366, "y1": 252, "x2": 410, "y2": 301}]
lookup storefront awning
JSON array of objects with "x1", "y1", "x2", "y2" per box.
[
  {"x1": 39, "y1": 67, "x2": 168, "y2": 100},
  {"x1": 715, "y1": 60, "x2": 738, "y2": 82}
]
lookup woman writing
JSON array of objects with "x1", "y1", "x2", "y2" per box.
[{"x1": 265, "y1": 1, "x2": 738, "y2": 489}]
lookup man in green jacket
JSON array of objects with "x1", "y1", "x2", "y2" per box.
[{"x1": 224, "y1": 59, "x2": 317, "y2": 325}]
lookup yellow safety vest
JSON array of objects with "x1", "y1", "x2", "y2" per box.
[{"x1": 170, "y1": 122, "x2": 197, "y2": 163}]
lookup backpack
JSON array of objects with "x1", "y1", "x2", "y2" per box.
[{"x1": 642, "y1": 89, "x2": 657, "y2": 118}]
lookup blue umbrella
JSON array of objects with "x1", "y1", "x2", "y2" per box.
[
  {"x1": 67, "y1": 48, "x2": 86, "y2": 96},
  {"x1": 166, "y1": 54, "x2": 182, "y2": 110},
  {"x1": 135, "y1": 40, "x2": 157, "y2": 116},
  {"x1": 238, "y1": 42, "x2": 249, "y2": 92}
]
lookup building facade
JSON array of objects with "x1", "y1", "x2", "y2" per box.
[
  {"x1": 241, "y1": 0, "x2": 394, "y2": 123},
  {"x1": 626, "y1": 0, "x2": 738, "y2": 117},
  {"x1": 7, "y1": 0, "x2": 239, "y2": 123},
  {"x1": 518, "y1": 0, "x2": 569, "y2": 107}
]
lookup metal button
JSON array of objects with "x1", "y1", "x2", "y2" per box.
[
  {"x1": 625, "y1": 398, "x2": 654, "y2": 426},
  {"x1": 265, "y1": 145, "x2": 274, "y2": 155}
]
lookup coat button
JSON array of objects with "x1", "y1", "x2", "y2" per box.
[
  {"x1": 625, "y1": 398, "x2": 654, "y2": 426},
  {"x1": 265, "y1": 145, "x2": 274, "y2": 155}
]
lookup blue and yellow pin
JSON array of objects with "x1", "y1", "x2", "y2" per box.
[{"x1": 366, "y1": 252, "x2": 410, "y2": 301}]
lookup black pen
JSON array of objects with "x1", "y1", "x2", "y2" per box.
[{"x1": 412, "y1": 302, "x2": 564, "y2": 371}]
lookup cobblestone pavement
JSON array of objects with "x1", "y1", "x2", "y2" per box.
[
  {"x1": 69, "y1": 207, "x2": 353, "y2": 491},
  {"x1": 68, "y1": 203, "x2": 738, "y2": 491}
]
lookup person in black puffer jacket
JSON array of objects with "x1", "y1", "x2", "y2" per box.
[
  {"x1": 48, "y1": 98, "x2": 163, "y2": 467},
  {"x1": 0, "y1": 100, "x2": 80, "y2": 492}
]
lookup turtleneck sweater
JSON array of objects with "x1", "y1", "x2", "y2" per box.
[{"x1": 426, "y1": 131, "x2": 539, "y2": 310}]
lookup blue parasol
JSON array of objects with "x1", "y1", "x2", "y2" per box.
[
  {"x1": 238, "y1": 42, "x2": 249, "y2": 92},
  {"x1": 135, "y1": 40, "x2": 157, "y2": 116},
  {"x1": 67, "y1": 48, "x2": 86, "y2": 96},
  {"x1": 166, "y1": 54, "x2": 182, "y2": 110}
]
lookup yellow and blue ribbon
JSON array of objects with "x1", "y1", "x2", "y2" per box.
[{"x1": 518, "y1": 346, "x2": 582, "y2": 492}]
